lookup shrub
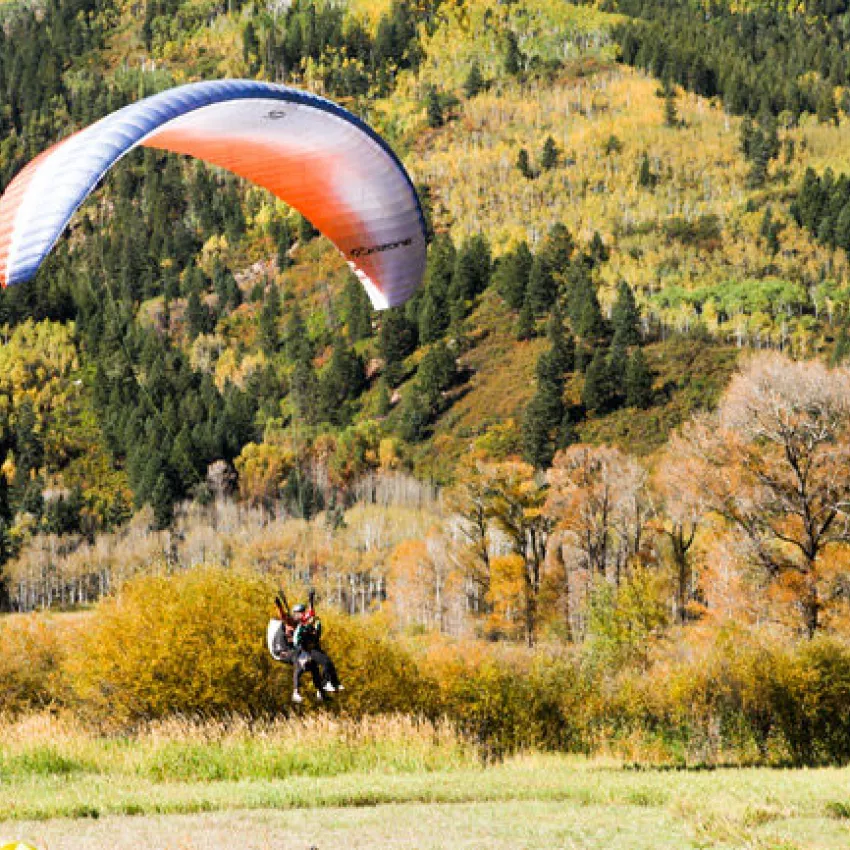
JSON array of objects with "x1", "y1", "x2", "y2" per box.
[
  {"x1": 425, "y1": 646, "x2": 591, "y2": 760},
  {"x1": 766, "y1": 637, "x2": 850, "y2": 766},
  {"x1": 64, "y1": 567, "x2": 278, "y2": 726},
  {"x1": 587, "y1": 633, "x2": 850, "y2": 767},
  {"x1": 0, "y1": 614, "x2": 67, "y2": 714},
  {"x1": 16, "y1": 569, "x2": 850, "y2": 768},
  {"x1": 63, "y1": 567, "x2": 434, "y2": 727},
  {"x1": 321, "y1": 611, "x2": 437, "y2": 717}
]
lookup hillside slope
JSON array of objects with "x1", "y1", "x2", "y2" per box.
[{"x1": 0, "y1": 0, "x2": 847, "y2": 567}]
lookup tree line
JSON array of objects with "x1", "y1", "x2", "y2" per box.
[{"x1": 612, "y1": 0, "x2": 848, "y2": 120}]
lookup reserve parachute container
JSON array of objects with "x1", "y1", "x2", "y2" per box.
[{"x1": 0, "y1": 80, "x2": 427, "y2": 309}]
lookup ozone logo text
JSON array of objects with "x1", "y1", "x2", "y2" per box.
[{"x1": 350, "y1": 237, "x2": 413, "y2": 258}]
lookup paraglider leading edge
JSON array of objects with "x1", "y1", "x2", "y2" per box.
[{"x1": 0, "y1": 79, "x2": 428, "y2": 310}]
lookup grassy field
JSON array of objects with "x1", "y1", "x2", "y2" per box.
[
  {"x1": 3, "y1": 758, "x2": 850, "y2": 849},
  {"x1": 1, "y1": 715, "x2": 850, "y2": 849}
]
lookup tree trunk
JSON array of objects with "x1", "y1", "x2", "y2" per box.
[
  {"x1": 803, "y1": 576, "x2": 820, "y2": 639},
  {"x1": 674, "y1": 547, "x2": 690, "y2": 624},
  {"x1": 525, "y1": 558, "x2": 537, "y2": 647},
  {"x1": 554, "y1": 542, "x2": 573, "y2": 643},
  {"x1": 525, "y1": 584, "x2": 536, "y2": 647}
]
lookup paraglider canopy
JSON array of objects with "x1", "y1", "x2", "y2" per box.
[{"x1": 0, "y1": 80, "x2": 427, "y2": 309}]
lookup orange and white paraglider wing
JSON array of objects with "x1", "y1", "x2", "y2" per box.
[{"x1": 0, "y1": 80, "x2": 427, "y2": 309}]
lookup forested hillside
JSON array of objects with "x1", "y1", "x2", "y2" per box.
[{"x1": 3, "y1": 0, "x2": 850, "y2": 673}]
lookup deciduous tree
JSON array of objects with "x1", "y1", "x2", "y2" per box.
[
  {"x1": 482, "y1": 461, "x2": 551, "y2": 645},
  {"x1": 546, "y1": 445, "x2": 649, "y2": 586},
  {"x1": 671, "y1": 353, "x2": 850, "y2": 637}
]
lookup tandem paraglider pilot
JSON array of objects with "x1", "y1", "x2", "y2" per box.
[{"x1": 267, "y1": 591, "x2": 343, "y2": 704}]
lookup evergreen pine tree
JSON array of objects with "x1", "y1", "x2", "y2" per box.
[
  {"x1": 526, "y1": 255, "x2": 557, "y2": 315},
  {"x1": 273, "y1": 216, "x2": 292, "y2": 269},
  {"x1": 556, "y1": 412, "x2": 577, "y2": 453},
  {"x1": 545, "y1": 306, "x2": 575, "y2": 375},
  {"x1": 740, "y1": 115, "x2": 755, "y2": 158},
  {"x1": 784, "y1": 137, "x2": 796, "y2": 165},
  {"x1": 243, "y1": 21, "x2": 259, "y2": 67},
  {"x1": 608, "y1": 339, "x2": 628, "y2": 393},
  {"x1": 224, "y1": 184, "x2": 246, "y2": 245},
  {"x1": 14, "y1": 399, "x2": 43, "y2": 488},
  {"x1": 522, "y1": 306, "x2": 573, "y2": 468},
  {"x1": 375, "y1": 378, "x2": 391, "y2": 416},
  {"x1": 517, "y1": 148, "x2": 534, "y2": 179},
  {"x1": 451, "y1": 234, "x2": 491, "y2": 301},
  {"x1": 259, "y1": 284, "x2": 281, "y2": 355},
  {"x1": 760, "y1": 207, "x2": 782, "y2": 255},
  {"x1": 582, "y1": 348, "x2": 615, "y2": 412},
  {"x1": 170, "y1": 426, "x2": 199, "y2": 491},
  {"x1": 625, "y1": 349, "x2": 653, "y2": 408},
  {"x1": 576, "y1": 287, "x2": 605, "y2": 340},
  {"x1": 760, "y1": 114, "x2": 780, "y2": 161},
  {"x1": 291, "y1": 358, "x2": 319, "y2": 424},
  {"x1": 319, "y1": 342, "x2": 366, "y2": 424},
  {"x1": 0, "y1": 520, "x2": 10, "y2": 609},
  {"x1": 835, "y1": 203, "x2": 850, "y2": 252},
  {"x1": 638, "y1": 152, "x2": 657, "y2": 189},
  {"x1": 588, "y1": 232, "x2": 609, "y2": 266},
  {"x1": 575, "y1": 343, "x2": 592, "y2": 374},
  {"x1": 817, "y1": 85, "x2": 839, "y2": 125},
  {"x1": 494, "y1": 242, "x2": 532, "y2": 309},
  {"x1": 522, "y1": 392, "x2": 556, "y2": 469},
  {"x1": 418, "y1": 283, "x2": 449, "y2": 344},
  {"x1": 285, "y1": 304, "x2": 313, "y2": 364},
  {"x1": 185, "y1": 290, "x2": 210, "y2": 340},
  {"x1": 298, "y1": 214, "x2": 318, "y2": 243},
  {"x1": 818, "y1": 212, "x2": 835, "y2": 245},
  {"x1": 604, "y1": 134, "x2": 623, "y2": 155},
  {"x1": 417, "y1": 341, "x2": 457, "y2": 412},
  {"x1": 540, "y1": 136, "x2": 559, "y2": 170},
  {"x1": 425, "y1": 234, "x2": 457, "y2": 300},
  {"x1": 398, "y1": 389, "x2": 430, "y2": 442},
  {"x1": 380, "y1": 308, "x2": 417, "y2": 386},
  {"x1": 747, "y1": 129, "x2": 770, "y2": 188},
  {"x1": 151, "y1": 472, "x2": 175, "y2": 530},
  {"x1": 0, "y1": 471, "x2": 12, "y2": 528},
  {"x1": 611, "y1": 280, "x2": 641, "y2": 346},
  {"x1": 343, "y1": 275, "x2": 373, "y2": 341},
  {"x1": 832, "y1": 322, "x2": 850, "y2": 365},
  {"x1": 163, "y1": 266, "x2": 180, "y2": 302},
  {"x1": 516, "y1": 296, "x2": 536, "y2": 340},
  {"x1": 663, "y1": 80, "x2": 678, "y2": 127},
  {"x1": 503, "y1": 30, "x2": 522, "y2": 75},
  {"x1": 540, "y1": 223, "x2": 574, "y2": 274},
  {"x1": 450, "y1": 244, "x2": 476, "y2": 305},
  {"x1": 464, "y1": 61, "x2": 484, "y2": 98},
  {"x1": 426, "y1": 86, "x2": 444, "y2": 128},
  {"x1": 213, "y1": 260, "x2": 241, "y2": 310}
]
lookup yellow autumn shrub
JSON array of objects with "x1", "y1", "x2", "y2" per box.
[
  {"x1": 0, "y1": 613, "x2": 68, "y2": 713},
  {"x1": 62, "y1": 566, "x2": 432, "y2": 727},
  {"x1": 64, "y1": 567, "x2": 277, "y2": 726}
]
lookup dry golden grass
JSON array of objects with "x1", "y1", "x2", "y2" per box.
[{"x1": 0, "y1": 711, "x2": 472, "y2": 783}]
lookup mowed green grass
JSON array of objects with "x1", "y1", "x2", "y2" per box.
[
  {"x1": 1, "y1": 716, "x2": 849, "y2": 848},
  {"x1": 2, "y1": 798, "x2": 817, "y2": 850},
  {"x1": 3, "y1": 756, "x2": 850, "y2": 849}
]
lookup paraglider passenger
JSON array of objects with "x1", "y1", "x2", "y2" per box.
[
  {"x1": 293, "y1": 600, "x2": 342, "y2": 694},
  {"x1": 272, "y1": 598, "x2": 324, "y2": 704}
]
